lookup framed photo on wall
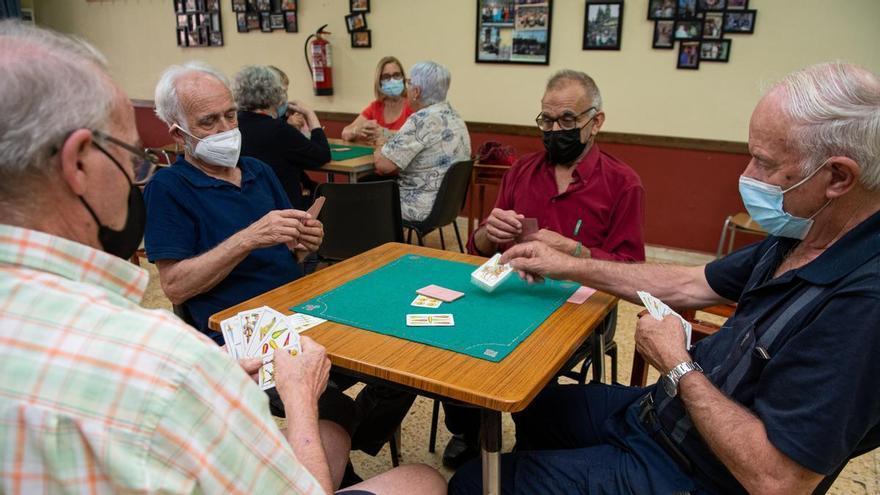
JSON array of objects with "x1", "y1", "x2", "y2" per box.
[
  {"x1": 723, "y1": 10, "x2": 756, "y2": 33},
  {"x1": 284, "y1": 11, "x2": 298, "y2": 32},
  {"x1": 726, "y1": 0, "x2": 747, "y2": 10},
  {"x1": 700, "y1": 39, "x2": 730, "y2": 62},
  {"x1": 647, "y1": 0, "x2": 676, "y2": 20},
  {"x1": 476, "y1": 0, "x2": 553, "y2": 65},
  {"x1": 350, "y1": 0, "x2": 370, "y2": 13},
  {"x1": 652, "y1": 19, "x2": 674, "y2": 48},
  {"x1": 344, "y1": 12, "x2": 368, "y2": 32},
  {"x1": 677, "y1": 40, "x2": 700, "y2": 69},
  {"x1": 236, "y1": 12, "x2": 248, "y2": 32},
  {"x1": 351, "y1": 29, "x2": 372, "y2": 48},
  {"x1": 583, "y1": 2, "x2": 623, "y2": 50},
  {"x1": 281, "y1": 0, "x2": 297, "y2": 10}
]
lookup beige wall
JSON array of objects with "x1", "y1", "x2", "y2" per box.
[{"x1": 33, "y1": 0, "x2": 879, "y2": 142}]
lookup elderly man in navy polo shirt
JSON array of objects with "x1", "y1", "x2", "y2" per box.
[{"x1": 450, "y1": 62, "x2": 880, "y2": 493}]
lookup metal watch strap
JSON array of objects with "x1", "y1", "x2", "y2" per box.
[{"x1": 667, "y1": 361, "x2": 702, "y2": 388}]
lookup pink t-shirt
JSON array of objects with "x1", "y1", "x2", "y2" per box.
[{"x1": 360, "y1": 99, "x2": 414, "y2": 131}]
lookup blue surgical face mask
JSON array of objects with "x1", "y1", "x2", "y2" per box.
[
  {"x1": 738, "y1": 160, "x2": 831, "y2": 240},
  {"x1": 277, "y1": 101, "x2": 289, "y2": 120},
  {"x1": 380, "y1": 78, "x2": 405, "y2": 97}
]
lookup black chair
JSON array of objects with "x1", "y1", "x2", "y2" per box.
[
  {"x1": 404, "y1": 159, "x2": 474, "y2": 253},
  {"x1": 558, "y1": 309, "x2": 619, "y2": 385},
  {"x1": 315, "y1": 180, "x2": 404, "y2": 262}
]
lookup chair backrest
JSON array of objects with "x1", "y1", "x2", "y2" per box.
[
  {"x1": 408, "y1": 159, "x2": 475, "y2": 230},
  {"x1": 315, "y1": 180, "x2": 404, "y2": 261}
]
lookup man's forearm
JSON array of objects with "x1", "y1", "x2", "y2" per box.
[
  {"x1": 285, "y1": 404, "x2": 333, "y2": 494},
  {"x1": 157, "y1": 230, "x2": 252, "y2": 304},
  {"x1": 473, "y1": 226, "x2": 498, "y2": 256},
  {"x1": 678, "y1": 373, "x2": 822, "y2": 494}
]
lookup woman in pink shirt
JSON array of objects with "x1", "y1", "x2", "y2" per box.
[{"x1": 341, "y1": 56, "x2": 414, "y2": 144}]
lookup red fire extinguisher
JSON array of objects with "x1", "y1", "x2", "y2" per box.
[{"x1": 304, "y1": 24, "x2": 333, "y2": 96}]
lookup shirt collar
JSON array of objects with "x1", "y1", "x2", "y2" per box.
[
  {"x1": 793, "y1": 208, "x2": 880, "y2": 284},
  {"x1": 0, "y1": 224, "x2": 148, "y2": 303},
  {"x1": 544, "y1": 143, "x2": 601, "y2": 182},
  {"x1": 170, "y1": 155, "x2": 257, "y2": 189}
]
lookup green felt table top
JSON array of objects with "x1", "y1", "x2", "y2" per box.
[
  {"x1": 330, "y1": 144, "x2": 374, "y2": 161},
  {"x1": 292, "y1": 254, "x2": 579, "y2": 362}
]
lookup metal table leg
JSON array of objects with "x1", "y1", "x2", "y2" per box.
[
  {"x1": 591, "y1": 313, "x2": 610, "y2": 383},
  {"x1": 326, "y1": 172, "x2": 335, "y2": 183},
  {"x1": 480, "y1": 409, "x2": 501, "y2": 495},
  {"x1": 349, "y1": 171, "x2": 358, "y2": 183}
]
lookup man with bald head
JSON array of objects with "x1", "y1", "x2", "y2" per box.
[{"x1": 450, "y1": 62, "x2": 880, "y2": 493}]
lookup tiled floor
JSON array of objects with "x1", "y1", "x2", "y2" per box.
[{"x1": 138, "y1": 218, "x2": 877, "y2": 494}]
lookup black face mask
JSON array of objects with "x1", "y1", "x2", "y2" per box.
[
  {"x1": 78, "y1": 142, "x2": 146, "y2": 260},
  {"x1": 542, "y1": 127, "x2": 587, "y2": 165}
]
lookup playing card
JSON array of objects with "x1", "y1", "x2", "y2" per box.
[
  {"x1": 416, "y1": 284, "x2": 464, "y2": 303},
  {"x1": 220, "y1": 317, "x2": 245, "y2": 359},
  {"x1": 637, "y1": 291, "x2": 693, "y2": 348},
  {"x1": 238, "y1": 308, "x2": 265, "y2": 355},
  {"x1": 246, "y1": 308, "x2": 284, "y2": 357},
  {"x1": 286, "y1": 313, "x2": 327, "y2": 333},
  {"x1": 406, "y1": 314, "x2": 455, "y2": 326},
  {"x1": 411, "y1": 295, "x2": 443, "y2": 308},
  {"x1": 471, "y1": 253, "x2": 514, "y2": 292},
  {"x1": 307, "y1": 196, "x2": 325, "y2": 218},
  {"x1": 258, "y1": 317, "x2": 295, "y2": 356},
  {"x1": 520, "y1": 217, "x2": 538, "y2": 238},
  {"x1": 258, "y1": 343, "x2": 302, "y2": 390},
  {"x1": 566, "y1": 285, "x2": 597, "y2": 304}
]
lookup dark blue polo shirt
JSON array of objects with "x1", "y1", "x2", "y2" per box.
[
  {"x1": 143, "y1": 156, "x2": 303, "y2": 343},
  {"x1": 649, "y1": 209, "x2": 880, "y2": 493}
]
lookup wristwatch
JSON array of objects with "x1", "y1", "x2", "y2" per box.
[{"x1": 662, "y1": 361, "x2": 703, "y2": 398}]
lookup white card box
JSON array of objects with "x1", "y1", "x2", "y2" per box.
[{"x1": 470, "y1": 253, "x2": 514, "y2": 293}]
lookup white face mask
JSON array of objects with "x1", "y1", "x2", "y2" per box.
[{"x1": 172, "y1": 124, "x2": 241, "y2": 168}]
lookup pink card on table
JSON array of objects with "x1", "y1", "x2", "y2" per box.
[
  {"x1": 416, "y1": 284, "x2": 465, "y2": 303},
  {"x1": 567, "y1": 286, "x2": 597, "y2": 304}
]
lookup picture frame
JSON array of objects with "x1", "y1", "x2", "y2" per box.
[
  {"x1": 246, "y1": 12, "x2": 260, "y2": 30},
  {"x1": 702, "y1": 12, "x2": 723, "y2": 39},
  {"x1": 583, "y1": 2, "x2": 623, "y2": 50},
  {"x1": 232, "y1": 0, "x2": 246, "y2": 12},
  {"x1": 209, "y1": 31, "x2": 224, "y2": 46},
  {"x1": 280, "y1": 0, "x2": 297, "y2": 11},
  {"x1": 351, "y1": 29, "x2": 371, "y2": 48},
  {"x1": 236, "y1": 12, "x2": 248, "y2": 32},
  {"x1": 697, "y1": 0, "x2": 725, "y2": 11},
  {"x1": 269, "y1": 13, "x2": 285, "y2": 29},
  {"x1": 725, "y1": 0, "x2": 747, "y2": 9},
  {"x1": 206, "y1": 0, "x2": 220, "y2": 11},
  {"x1": 260, "y1": 12, "x2": 272, "y2": 32},
  {"x1": 676, "y1": 0, "x2": 697, "y2": 19},
  {"x1": 177, "y1": 28, "x2": 188, "y2": 46},
  {"x1": 647, "y1": 0, "x2": 676, "y2": 20},
  {"x1": 175, "y1": 0, "x2": 186, "y2": 13},
  {"x1": 723, "y1": 10, "x2": 756, "y2": 33},
  {"x1": 256, "y1": 0, "x2": 270, "y2": 12},
  {"x1": 177, "y1": 14, "x2": 188, "y2": 28},
  {"x1": 677, "y1": 40, "x2": 700, "y2": 69},
  {"x1": 700, "y1": 39, "x2": 730, "y2": 62},
  {"x1": 344, "y1": 12, "x2": 368, "y2": 32},
  {"x1": 652, "y1": 19, "x2": 675, "y2": 48},
  {"x1": 476, "y1": 0, "x2": 553, "y2": 65},
  {"x1": 211, "y1": 12, "x2": 221, "y2": 32},
  {"x1": 673, "y1": 19, "x2": 702, "y2": 40},
  {"x1": 350, "y1": 0, "x2": 369, "y2": 13},
  {"x1": 284, "y1": 11, "x2": 298, "y2": 32}
]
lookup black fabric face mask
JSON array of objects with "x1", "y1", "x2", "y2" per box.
[
  {"x1": 78, "y1": 143, "x2": 146, "y2": 260},
  {"x1": 542, "y1": 127, "x2": 588, "y2": 165}
]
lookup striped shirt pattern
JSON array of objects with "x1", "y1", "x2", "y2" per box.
[{"x1": 0, "y1": 224, "x2": 322, "y2": 494}]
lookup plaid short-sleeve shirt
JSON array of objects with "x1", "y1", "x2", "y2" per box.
[{"x1": 0, "y1": 225, "x2": 323, "y2": 494}]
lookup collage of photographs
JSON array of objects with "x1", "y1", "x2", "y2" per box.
[
  {"x1": 345, "y1": 0, "x2": 371, "y2": 48},
  {"x1": 476, "y1": 0, "x2": 551, "y2": 65},
  {"x1": 174, "y1": 0, "x2": 224, "y2": 48},
  {"x1": 232, "y1": 0, "x2": 298, "y2": 34},
  {"x1": 648, "y1": 0, "x2": 757, "y2": 69}
]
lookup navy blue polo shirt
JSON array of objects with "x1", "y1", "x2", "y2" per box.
[
  {"x1": 143, "y1": 156, "x2": 303, "y2": 343},
  {"x1": 649, "y1": 209, "x2": 880, "y2": 493}
]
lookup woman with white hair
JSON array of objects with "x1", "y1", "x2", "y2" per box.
[
  {"x1": 372, "y1": 60, "x2": 472, "y2": 222},
  {"x1": 234, "y1": 64, "x2": 330, "y2": 209}
]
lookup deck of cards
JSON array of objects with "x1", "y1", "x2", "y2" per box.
[
  {"x1": 406, "y1": 284, "x2": 463, "y2": 326},
  {"x1": 637, "y1": 291, "x2": 693, "y2": 349},
  {"x1": 219, "y1": 305, "x2": 326, "y2": 389},
  {"x1": 471, "y1": 253, "x2": 514, "y2": 293}
]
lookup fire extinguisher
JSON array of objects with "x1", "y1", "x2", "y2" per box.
[{"x1": 304, "y1": 24, "x2": 333, "y2": 96}]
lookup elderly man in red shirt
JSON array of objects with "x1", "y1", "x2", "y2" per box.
[{"x1": 443, "y1": 69, "x2": 646, "y2": 469}]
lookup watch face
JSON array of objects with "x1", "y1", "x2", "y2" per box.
[{"x1": 662, "y1": 374, "x2": 678, "y2": 398}]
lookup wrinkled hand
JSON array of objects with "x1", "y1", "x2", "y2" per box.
[
  {"x1": 359, "y1": 120, "x2": 382, "y2": 141},
  {"x1": 244, "y1": 209, "x2": 311, "y2": 250},
  {"x1": 484, "y1": 208, "x2": 524, "y2": 245},
  {"x1": 291, "y1": 217, "x2": 323, "y2": 254},
  {"x1": 499, "y1": 241, "x2": 574, "y2": 284},
  {"x1": 287, "y1": 111, "x2": 307, "y2": 130},
  {"x1": 634, "y1": 313, "x2": 691, "y2": 374},
  {"x1": 273, "y1": 336, "x2": 331, "y2": 408},
  {"x1": 237, "y1": 357, "x2": 262, "y2": 382},
  {"x1": 523, "y1": 228, "x2": 578, "y2": 254}
]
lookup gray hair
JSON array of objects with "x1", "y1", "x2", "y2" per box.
[
  {"x1": 233, "y1": 65, "x2": 285, "y2": 112},
  {"x1": 546, "y1": 70, "x2": 603, "y2": 111},
  {"x1": 775, "y1": 62, "x2": 880, "y2": 189},
  {"x1": 409, "y1": 61, "x2": 450, "y2": 106},
  {"x1": 154, "y1": 61, "x2": 231, "y2": 128},
  {"x1": 0, "y1": 20, "x2": 115, "y2": 182}
]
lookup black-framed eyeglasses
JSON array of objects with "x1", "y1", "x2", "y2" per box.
[
  {"x1": 93, "y1": 130, "x2": 162, "y2": 186},
  {"x1": 534, "y1": 107, "x2": 597, "y2": 132},
  {"x1": 379, "y1": 72, "x2": 404, "y2": 82}
]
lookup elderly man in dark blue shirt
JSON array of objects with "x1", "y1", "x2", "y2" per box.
[{"x1": 450, "y1": 61, "x2": 880, "y2": 494}]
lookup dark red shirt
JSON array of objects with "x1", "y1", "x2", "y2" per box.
[{"x1": 468, "y1": 144, "x2": 646, "y2": 262}]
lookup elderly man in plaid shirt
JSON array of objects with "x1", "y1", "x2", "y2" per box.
[{"x1": 0, "y1": 21, "x2": 444, "y2": 495}]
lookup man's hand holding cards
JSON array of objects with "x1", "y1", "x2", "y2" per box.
[{"x1": 637, "y1": 291, "x2": 693, "y2": 349}]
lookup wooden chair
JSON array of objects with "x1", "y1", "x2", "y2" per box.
[{"x1": 716, "y1": 212, "x2": 766, "y2": 259}]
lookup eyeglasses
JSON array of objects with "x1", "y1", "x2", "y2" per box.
[
  {"x1": 379, "y1": 72, "x2": 404, "y2": 82},
  {"x1": 534, "y1": 107, "x2": 597, "y2": 132},
  {"x1": 93, "y1": 130, "x2": 162, "y2": 186}
]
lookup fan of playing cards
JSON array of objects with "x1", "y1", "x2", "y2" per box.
[
  {"x1": 220, "y1": 306, "x2": 326, "y2": 390},
  {"x1": 637, "y1": 291, "x2": 693, "y2": 349}
]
